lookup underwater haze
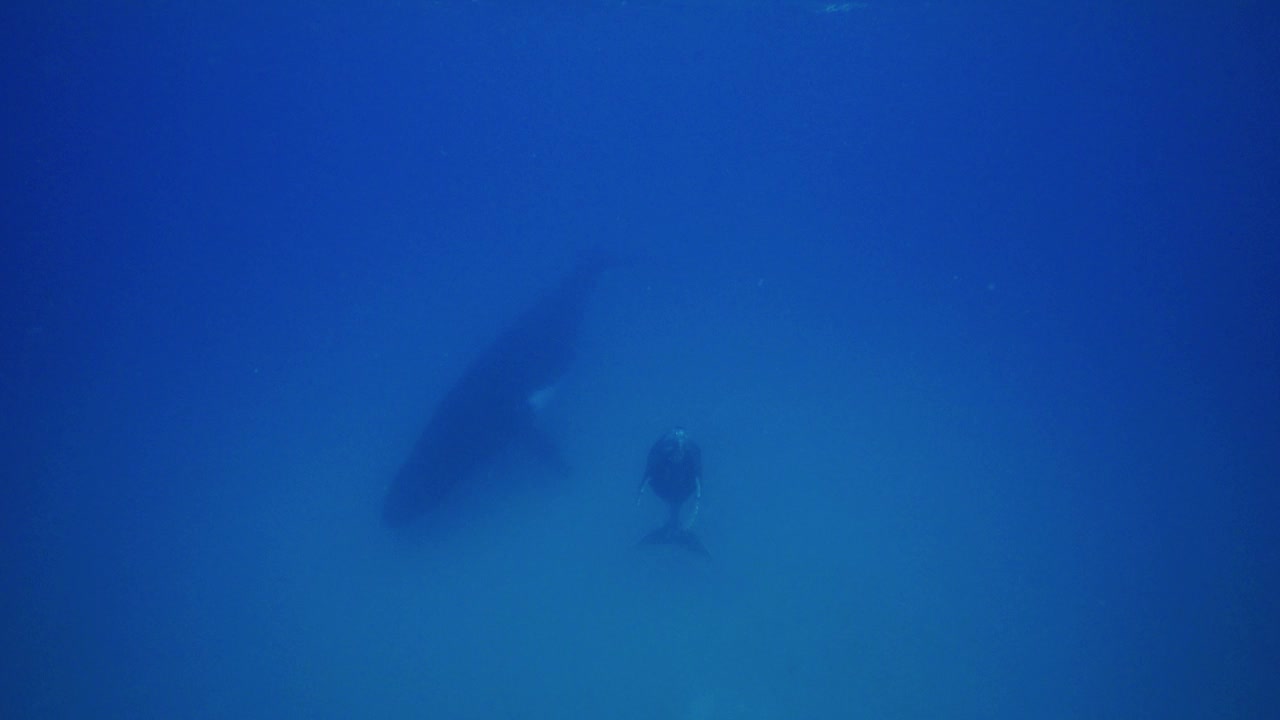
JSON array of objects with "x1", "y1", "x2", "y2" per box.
[{"x1": 4, "y1": 2, "x2": 1278, "y2": 718}]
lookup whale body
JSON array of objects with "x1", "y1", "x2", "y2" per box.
[{"x1": 382, "y1": 261, "x2": 609, "y2": 527}]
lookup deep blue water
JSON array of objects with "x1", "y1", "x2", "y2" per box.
[{"x1": 3, "y1": 2, "x2": 1278, "y2": 718}]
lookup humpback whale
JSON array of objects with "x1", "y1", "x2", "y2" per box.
[
  {"x1": 637, "y1": 427, "x2": 709, "y2": 556},
  {"x1": 382, "y1": 259, "x2": 611, "y2": 527}
]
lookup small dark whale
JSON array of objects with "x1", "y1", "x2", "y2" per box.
[
  {"x1": 382, "y1": 258, "x2": 612, "y2": 527},
  {"x1": 637, "y1": 427, "x2": 709, "y2": 556}
]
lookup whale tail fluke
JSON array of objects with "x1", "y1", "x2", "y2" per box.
[{"x1": 639, "y1": 523, "x2": 710, "y2": 557}]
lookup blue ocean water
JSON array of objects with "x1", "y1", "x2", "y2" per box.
[{"x1": 3, "y1": 1, "x2": 1277, "y2": 718}]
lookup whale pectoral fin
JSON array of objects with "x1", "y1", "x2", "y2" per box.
[
  {"x1": 683, "y1": 476, "x2": 701, "y2": 529},
  {"x1": 527, "y1": 384, "x2": 557, "y2": 412}
]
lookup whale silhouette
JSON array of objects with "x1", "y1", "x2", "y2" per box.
[{"x1": 382, "y1": 259, "x2": 611, "y2": 527}]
